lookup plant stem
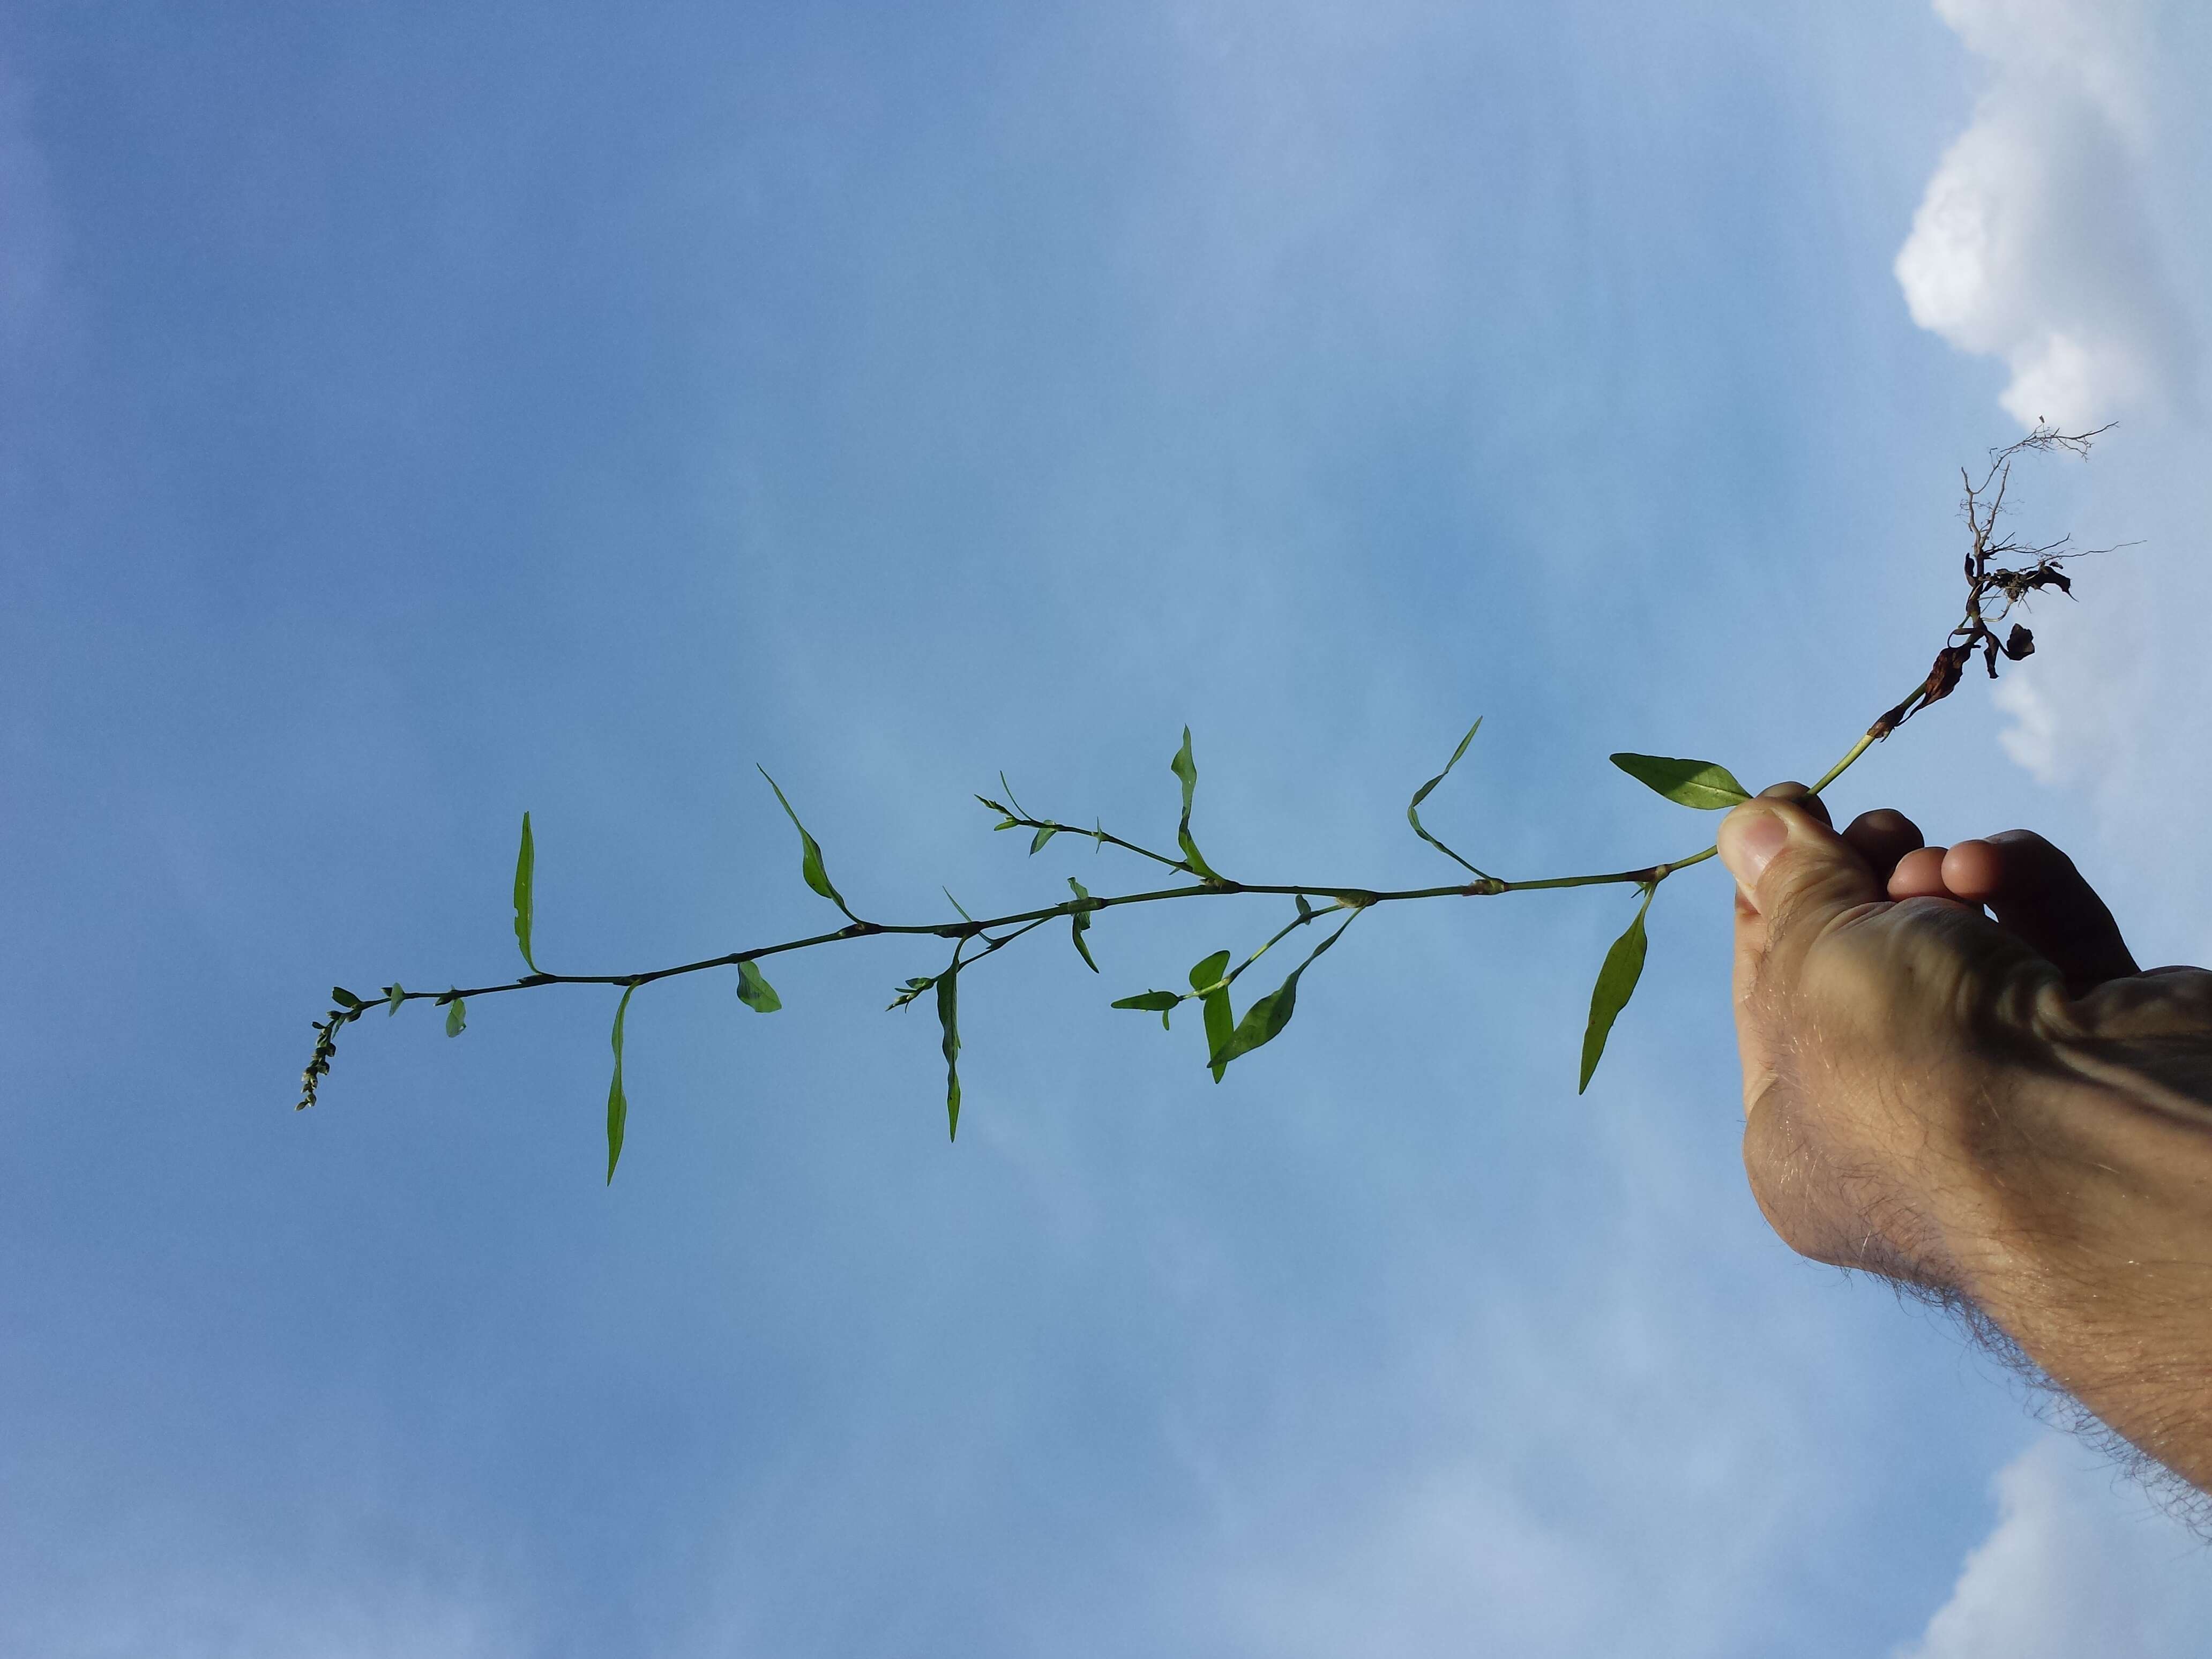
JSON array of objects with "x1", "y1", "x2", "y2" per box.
[{"x1": 364, "y1": 680, "x2": 1931, "y2": 1017}]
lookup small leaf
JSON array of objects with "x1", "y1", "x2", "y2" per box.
[
  {"x1": 385, "y1": 983, "x2": 405, "y2": 1015},
  {"x1": 735, "y1": 959, "x2": 782, "y2": 1012},
  {"x1": 1209, "y1": 918, "x2": 1351, "y2": 1072},
  {"x1": 1295, "y1": 894, "x2": 1313, "y2": 920},
  {"x1": 1578, "y1": 885, "x2": 1655, "y2": 1093},
  {"x1": 1170, "y1": 728, "x2": 1223, "y2": 880},
  {"x1": 1030, "y1": 825, "x2": 1058, "y2": 855},
  {"x1": 445, "y1": 997, "x2": 466, "y2": 1038},
  {"x1": 1188, "y1": 950, "x2": 1231, "y2": 993},
  {"x1": 1404, "y1": 718, "x2": 1491, "y2": 877},
  {"x1": 887, "y1": 972, "x2": 936, "y2": 1010},
  {"x1": 1189, "y1": 951, "x2": 1234, "y2": 1079},
  {"x1": 758, "y1": 767, "x2": 854, "y2": 917},
  {"x1": 1609, "y1": 754, "x2": 1751, "y2": 810},
  {"x1": 1067, "y1": 877, "x2": 1099, "y2": 972},
  {"x1": 1111, "y1": 991, "x2": 1180, "y2": 1013},
  {"x1": 606, "y1": 983, "x2": 637, "y2": 1183},
  {"x1": 512, "y1": 812, "x2": 539, "y2": 972},
  {"x1": 331, "y1": 985, "x2": 364, "y2": 1010},
  {"x1": 937, "y1": 960, "x2": 962, "y2": 1140}
]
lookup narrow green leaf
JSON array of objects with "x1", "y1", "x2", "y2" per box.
[
  {"x1": 943, "y1": 887, "x2": 975, "y2": 923},
  {"x1": 1406, "y1": 718, "x2": 1489, "y2": 877},
  {"x1": 1067, "y1": 878, "x2": 1100, "y2": 972},
  {"x1": 331, "y1": 985, "x2": 364, "y2": 1010},
  {"x1": 606, "y1": 983, "x2": 637, "y2": 1183},
  {"x1": 445, "y1": 997, "x2": 466, "y2": 1038},
  {"x1": 385, "y1": 982, "x2": 405, "y2": 1015},
  {"x1": 1609, "y1": 753, "x2": 1751, "y2": 810},
  {"x1": 758, "y1": 767, "x2": 854, "y2": 916},
  {"x1": 1030, "y1": 825, "x2": 1058, "y2": 855},
  {"x1": 1209, "y1": 917, "x2": 1352, "y2": 1072},
  {"x1": 735, "y1": 959, "x2": 782, "y2": 1012},
  {"x1": 1170, "y1": 728, "x2": 1223, "y2": 880},
  {"x1": 1111, "y1": 991, "x2": 1180, "y2": 1013},
  {"x1": 1190, "y1": 949, "x2": 1234, "y2": 1077},
  {"x1": 1579, "y1": 885, "x2": 1656, "y2": 1093},
  {"x1": 1214, "y1": 977, "x2": 1299, "y2": 1067},
  {"x1": 937, "y1": 961, "x2": 962, "y2": 1140},
  {"x1": 1201, "y1": 990, "x2": 1232, "y2": 1081},
  {"x1": 512, "y1": 812, "x2": 539, "y2": 972}
]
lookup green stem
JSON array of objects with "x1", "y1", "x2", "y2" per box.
[{"x1": 335, "y1": 672, "x2": 1940, "y2": 1056}]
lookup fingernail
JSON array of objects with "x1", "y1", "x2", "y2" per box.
[{"x1": 1718, "y1": 804, "x2": 1789, "y2": 887}]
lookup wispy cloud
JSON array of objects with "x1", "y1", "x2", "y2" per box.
[
  {"x1": 1896, "y1": 1435, "x2": 2212, "y2": 1659},
  {"x1": 1895, "y1": 0, "x2": 2195, "y2": 426}
]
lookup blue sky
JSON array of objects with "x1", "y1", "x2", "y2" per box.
[{"x1": 5, "y1": 1, "x2": 2210, "y2": 1653}]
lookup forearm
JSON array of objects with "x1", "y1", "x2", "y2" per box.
[{"x1": 1939, "y1": 1059, "x2": 2212, "y2": 1489}]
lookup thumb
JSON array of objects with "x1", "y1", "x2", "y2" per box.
[{"x1": 1718, "y1": 796, "x2": 1885, "y2": 978}]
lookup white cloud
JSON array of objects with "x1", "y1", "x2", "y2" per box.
[
  {"x1": 1896, "y1": 1435, "x2": 2212, "y2": 1659},
  {"x1": 1895, "y1": 0, "x2": 2195, "y2": 427}
]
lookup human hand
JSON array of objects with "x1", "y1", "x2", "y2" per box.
[{"x1": 1718, "y1": 789, "x2": 2212, "y2": 1486}]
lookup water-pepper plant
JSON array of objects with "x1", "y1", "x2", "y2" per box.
[{"x1": 299, "y1": 427, "x2": 2115, "y2": 1179}]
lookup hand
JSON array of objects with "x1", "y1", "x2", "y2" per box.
[{"x1": 1718, "y1": 788, "x2": 2212, "y2": 1488}]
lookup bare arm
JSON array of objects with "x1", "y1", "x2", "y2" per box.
[{"x1": 1720, "y1": 789, "x2": 2212, "y2": 1489}]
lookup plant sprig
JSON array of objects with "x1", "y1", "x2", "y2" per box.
[{"x1": 298, "y1": 427, "x2": 2116, "y2": 1177}]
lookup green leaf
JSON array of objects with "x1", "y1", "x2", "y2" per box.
[
  {"x1": 331, "y1": 985, "x2": 364, "y2": 1010},
  {"x1": 1111, "y1": 991, "x2": 1180, "y2": 1013},
  {"x1": 1201, "y1": 989, "x2": 1232, "y2": 1080},
  {"x1": 758, "y1": 767, "x2": 855, "y2": 917},
  {"x1": 512, "y1": 812, "x2": 539, "y2": 972},
  {"x1": 1209, "y1": 917, "x2": 1352, "y2": 1072},
  {"x1": 606, "y1": 983, "x2": 637, "y2": 1183},
  {"x1": 1170, "y1": 728, "x2": 1223, "y2": 880},
  {"x1": 385, "y1": 983, "x2": 405, "y2": 1015},
  {"x1": 1406, "y1": 718, "x2": 1489, "y2": 877},
  {"x1": 1067, "y1": 878, "x2": 1100, "y2": 972},
  {"x1": 937, "y1": 960, "x2": 962, "y2": 1140},
  {"x1": 1295, "y1": 894, "x2": 1314, "y2": 921},
  {"x1": 1188, "y1": 950, "x2": 1231, "y2": 993},
  {"x1": 1030, "y1": 825, "x2": 1057, "y2": 855},
  {"x1": 1609, "y1": 753, "x2": 1751, "y2": 810},
  {"x1": 735, "y1": 959, "x2": 782, "y2": 1012},
  {"x1": 1579, "y1": 885, "x2": 1655, "y2": 1093},
  {"x1": 445, "y1": 997, "x2": 466, "y2": 1038},
  {"x1": 1187, "y1": 950, "x2": 1234, "y2": 1077}
]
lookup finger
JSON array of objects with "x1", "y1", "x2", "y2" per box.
[
  {"x1": 1941, "y1": 832, "x2": 2138, "y2": 988},
  {"x1": 1886, "y1": 845, "x2": 1955, "y2": 901},
  {"x1": 1718, "y1": 798, "x2": 1887, "y2": 1103},
  {"x1": 1757, "y1": 781, "x2": 1832, "y2": 828},
  {"x1": 1843, "y1": 809, "x2": 1925, "y2": 884}
]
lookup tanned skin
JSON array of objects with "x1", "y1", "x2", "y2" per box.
[{"x1": 1720, "y1": 785, "x2": 2212, "y2": 1491}]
